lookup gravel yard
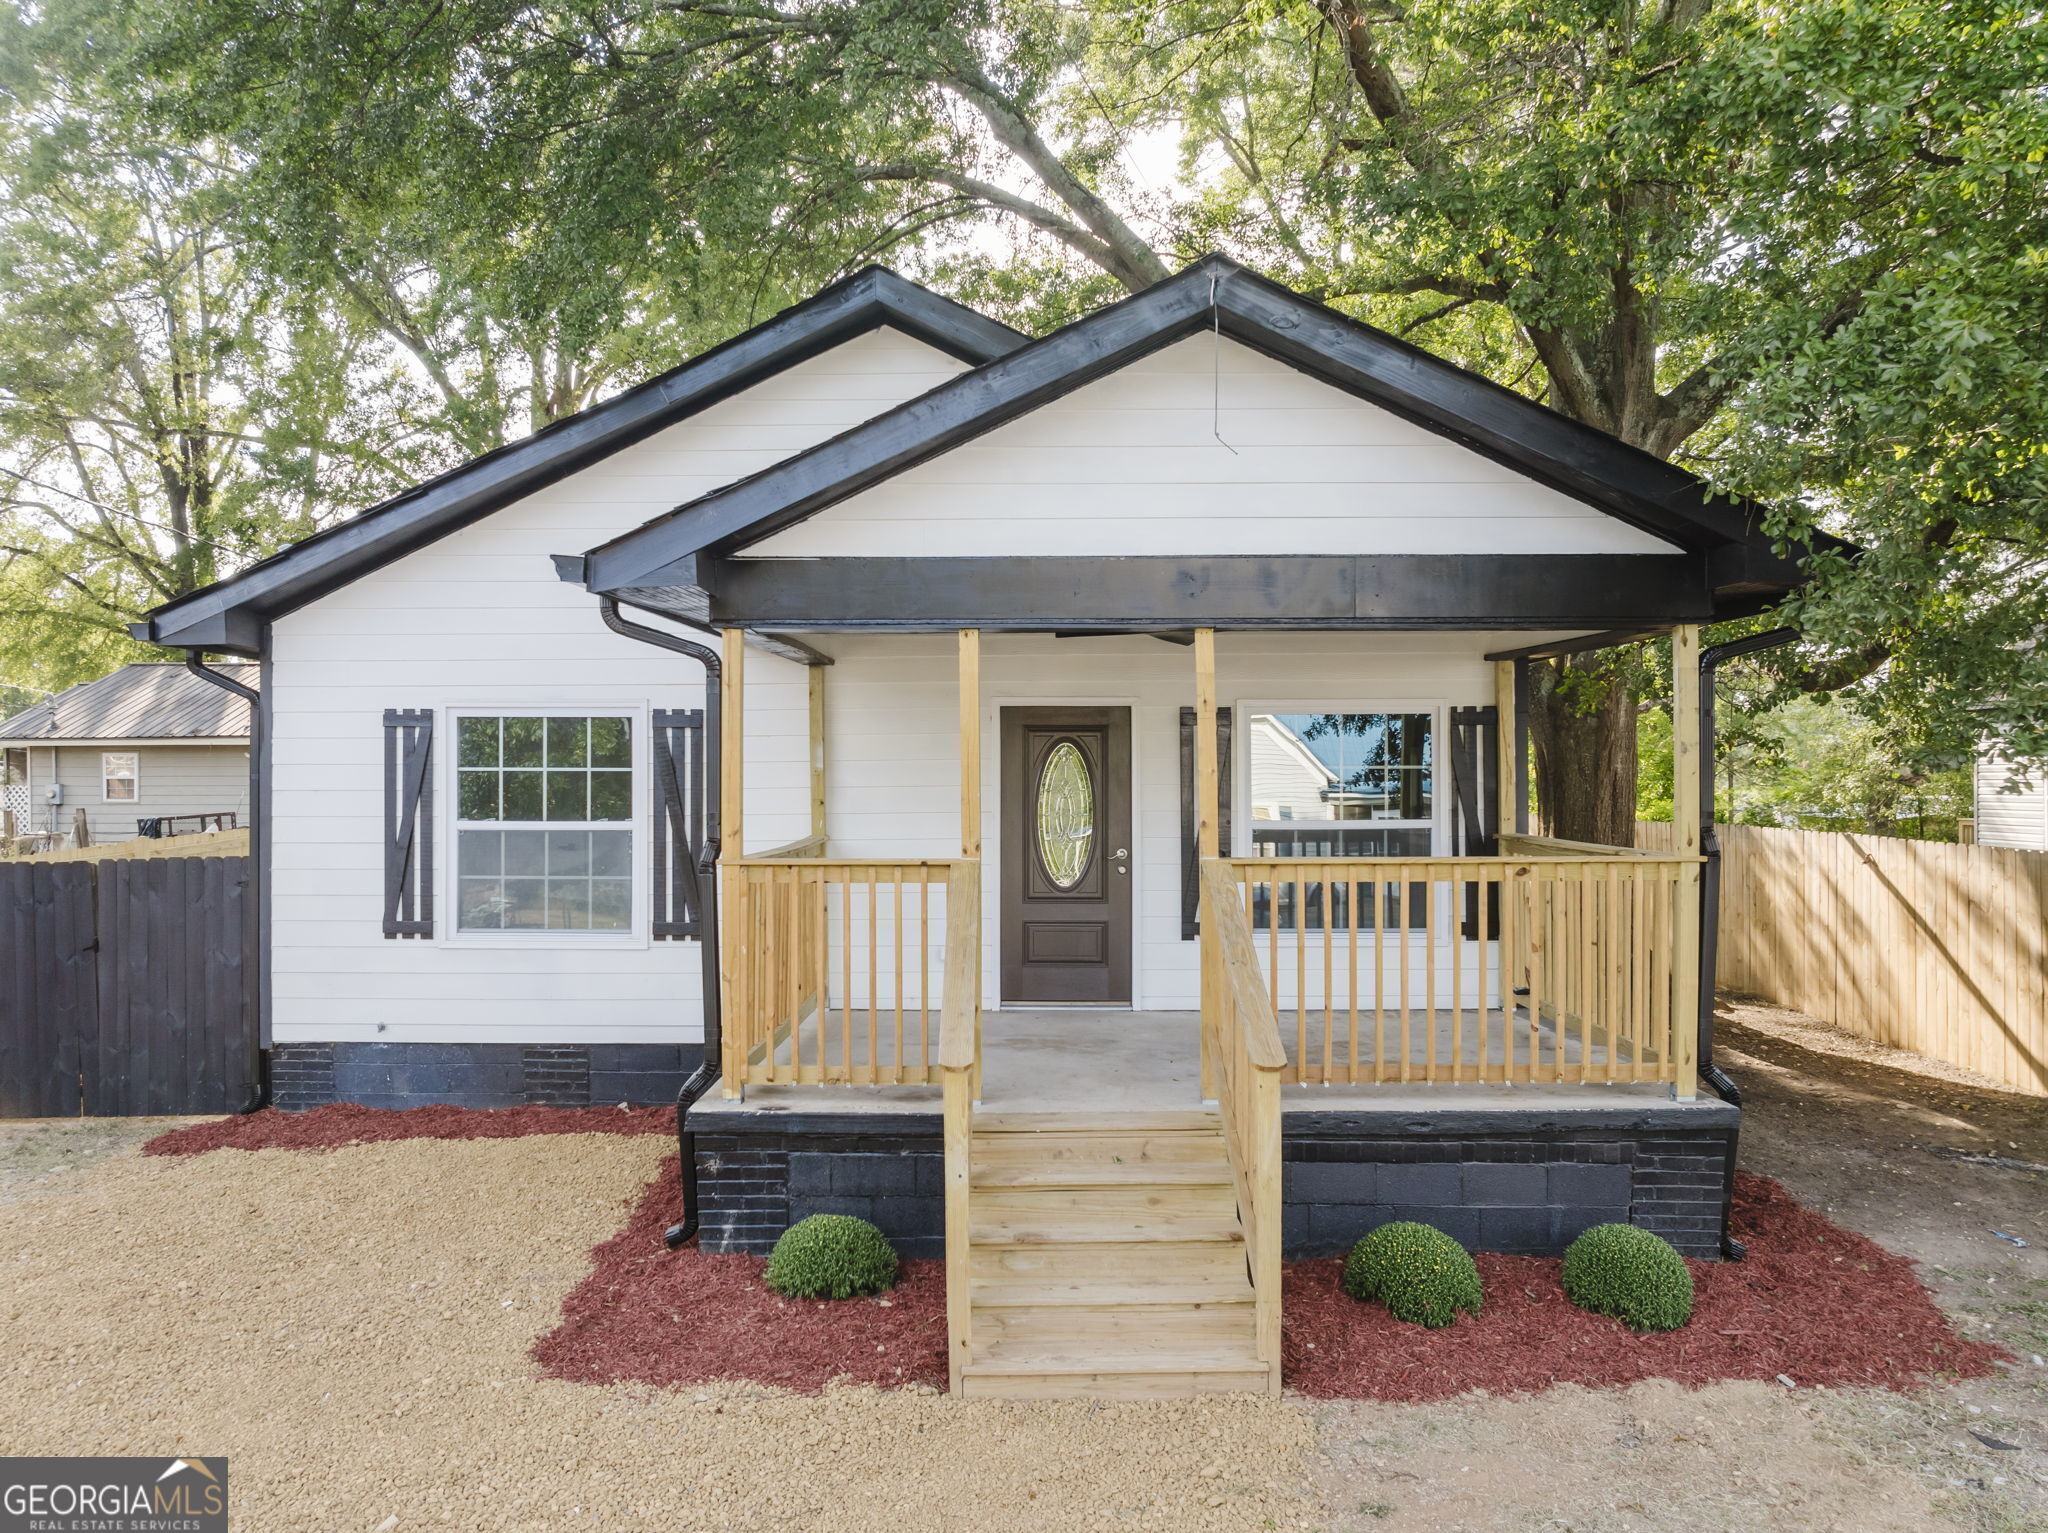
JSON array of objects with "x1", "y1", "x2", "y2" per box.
[
  {"x1": 1, "y1": 994, "x2": 2041, "y2": 1532},
  {"x1": 0, "y1": 1129, "x2": 1316, "y2": 1532}
]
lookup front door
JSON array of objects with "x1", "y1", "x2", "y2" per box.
[{"x1": 1000, "y1": 707, "x2": 1132, "y2": 1004}]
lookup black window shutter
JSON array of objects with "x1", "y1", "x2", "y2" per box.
[
  {"x1": 651, "y1": 708, "x2": 707, "y2": 940},
  {"x1": 1450, "y1": 705, "x2": 1500, "y2": 938},
  {"x1": 1179, "y1": 706, "x2": 1234, "y2": 940},
  {"x1": 382, "y1": 709, "x2": 433, "y2": 938}
]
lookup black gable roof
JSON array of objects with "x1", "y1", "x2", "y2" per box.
[
  {"x1": 575, "y1": 255, "x2": 1841, "y2": 609},
  {"x1": 134, "y1": 269, "x2": 1026, "y2": 653}
]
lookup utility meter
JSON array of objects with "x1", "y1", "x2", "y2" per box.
[{"x1": 42, "y1": 783, "x2": 62, "y2": 806}]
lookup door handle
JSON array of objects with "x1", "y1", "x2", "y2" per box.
[{"x1": 1112, "y1": 846, "x2": 1129, "y2": 874}]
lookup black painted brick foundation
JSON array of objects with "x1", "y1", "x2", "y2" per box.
[
  {"x1": 693, "y1": 1113, "x2": 945, "y2": 1259},
  {"x1": 692, "y1": 1103, "x2": 1739, "y2": 1262},
  {"x1": 266, "y1": 1042, "x2": 702, "y2": 1111},
  {"x1": 1283, "y1": 1109, "x2": 1740, "y2": 1259}
]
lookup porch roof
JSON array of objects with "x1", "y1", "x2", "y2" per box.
[{"x1": 566, "y1": 255, "x2": 1850, "y2": 631}]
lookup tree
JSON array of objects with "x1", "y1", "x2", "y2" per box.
[
  {"x1": 0, "y1": 12, "x2": 428, "y2": 689},
  {"x1": 58, "y1": 0, "x2": 2048, "y2": 813},
  {"x1": 1149, "y1": 0, "x2": 2047, "y2": 838}
]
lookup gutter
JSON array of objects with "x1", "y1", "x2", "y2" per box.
[
  {"x1": 1696, "y1": 625, "x2": 1799, "y2": 1259},
  {"x1": 180, "y1": 653, "x2": 270, "y2": 1114},
  {"x1": 596, "y1": 597, "x2": 724, "y2": 1249}
]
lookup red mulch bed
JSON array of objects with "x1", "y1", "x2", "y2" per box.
[
  {"x1": 536, "y1": 1165, "x2": 2001, "y2": 1400},
  {"x1": 146, "y1": 1109, "x2": 2006, "y2": 1400},
  {"x1": 142, "y1": 1102, "x2": 675, "y2": 1156},
  {"x1": 1285, "y1": 1174, "x2": 2010, "y2": 1401},
  {"x1": 533, "y1": 1155, "x2": 949, "y2": 1393}
]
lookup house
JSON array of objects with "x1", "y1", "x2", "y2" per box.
[
  {"x1": 135, "y1": 257, "x2": 1829, "y2": 1397},
  {"x1": 1973, "y1": 748, "x2": 2048, "y2": 849},
  {"x1": 0, "y1": 663, "x2": 254, "y2": 846}
]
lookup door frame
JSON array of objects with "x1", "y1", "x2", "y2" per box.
[{"x1": 986, "y1": 696, "x2": 1144, "y2": 1010}]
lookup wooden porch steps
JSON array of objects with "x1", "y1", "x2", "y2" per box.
[{"x1": 958, "y1": 1115, "x2": 1265, "y2": 1400}]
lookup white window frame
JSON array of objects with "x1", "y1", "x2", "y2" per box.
[
  {"x1": 101, "y1": 751, "x2": 140, "y2": 803},
  {"x1": 439, "y1": 705, "x2": 651, "y2": 950},
  {"x1": 1233, "y1": 701, "x2": 1449, "y2": 858}
]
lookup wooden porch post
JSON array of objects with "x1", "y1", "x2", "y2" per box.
[
  {"x1": 958, "y1": 630, "x2": 981, "y2": 858},
  {"x1": 720, "y1": 627, "x2": 746, "y2": 1097},
  {"x1": 958, "y1": 629, "x2": 982, "y2": 1096},
  {"x1": 1195, "y1": 628, "x2": 1219, "y2": 1100},
  {"x1": 808, "y1": 665, "x2": 827, "y2": 843},
  {"x1": 1493, "y1": 659, "x2": 1519, "y2": 837},
  {"x1": 721, "y1": 627, "x2": 746, "y2": 856},
  {"x1": 1671, "y1": 624, "x2": 1702, "y2": 1100}
]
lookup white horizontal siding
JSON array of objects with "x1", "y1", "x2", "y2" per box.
[
  {"x1": 819, "y1": 630, "x2": 1550, "y2": 1011},
  {"x1": 745, "y1": 335, "x2": 1682, "y2": 559},
  {"x1": 1245, "y1": 715, "x2": 1334, "y2": 822},
  {"x1": 1975, "y1": 752, "x2": 2048, "y2": 850},
  {"x1": 267, "y1": 328, "x2": 966, "y2": 1046}
]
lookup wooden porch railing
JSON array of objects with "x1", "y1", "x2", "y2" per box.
[
  {"x1": 720, "y1": 856, "x2": 963, "y2": 1092},
  {"x1": 1226, "y1": 854, "x2": 1699, "y2": 1091},
  {"x1": 1198, "y1": 859, "x2": 1285, "y2": 1395},
  {"x1": 938, "y1": 861, "x2": 981, "y2": 1393}
]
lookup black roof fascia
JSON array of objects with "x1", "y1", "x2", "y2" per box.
[
  {"x1": 134, "y1": 268, "x2": 1026, "y2": 654},
  {"x1": 637, "y1": 551, "x2": 1714, "y2": 630},
  {"x1": 579, "y1": 254, "x2": 1836, "y2": 598}
]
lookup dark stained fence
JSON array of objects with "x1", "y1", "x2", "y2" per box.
[
  {"x1": 0, "y1": 855, "x2": 254, "y2": 1117},
  {"x1": 0, "y1": 863, "x2": 98, "y2": 1117}
]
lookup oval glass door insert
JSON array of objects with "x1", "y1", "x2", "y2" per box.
[{"x1": 1036, "y1": 741, "x2": 1095, "y2": 888}]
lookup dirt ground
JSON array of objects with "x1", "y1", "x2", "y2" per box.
[{"x1": 1, "y1": 995, "x2": 2041, "y2": 1532}]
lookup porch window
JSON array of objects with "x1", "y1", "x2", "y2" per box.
[
  {"x1": 454, "y1": 715, "x2": 633, "y2": 932},
  {"x1": 102, "y1": 752, "x2": 139, "y2": 802},
  {"x1": 1246, "y1": 712, "x2": 1434, "y2": 930}
]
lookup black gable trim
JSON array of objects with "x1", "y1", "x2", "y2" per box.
[
  {"x1": 135, "y1": 269, "x2": 1025, "y2": 653},
  {"x1": 580, "y1": 255, "x2": 1844, "y2": 601}
]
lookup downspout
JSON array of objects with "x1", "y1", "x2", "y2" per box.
[
  {"x1": 182, "y1": 652, "x2": 269, "y2": 1113},
  {"x1": 1696, "y1": 625, "x2": 1799, "y2": 1259},
  {"x1": 596, "y1": 597, "x2": 724, "y2": 1250}
]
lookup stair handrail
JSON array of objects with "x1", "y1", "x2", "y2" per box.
[
  {"x1": 1198, "y1": 858, "x2": 1287, "y2": 1395},
  {"x1": 938, "y1": 860, "x2": 982, "y2": 1393}
]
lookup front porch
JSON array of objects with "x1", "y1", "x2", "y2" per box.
[
  {"x1": 713, "y1": 627, "x2": 1708, "y2": 1103},
  {"x1": 695, "y1": 624, "x2": 1717, "y2": 1397}
]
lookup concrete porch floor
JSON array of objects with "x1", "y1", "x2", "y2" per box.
[{"x1": 693, "y1": 1008, "x2": 1691, "y2": 1120}]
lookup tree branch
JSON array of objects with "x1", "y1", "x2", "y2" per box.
[{"x1": 937, "y1": 64, "x2": 1170, "y2": 291}]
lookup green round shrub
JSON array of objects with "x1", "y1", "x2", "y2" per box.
[
  {"x1": 1342, "y1": 1221, "x2": 1483, "y2": 1328},
  {"x1": 1561, "y1": 1223, "x2": 1694, "y2": 1332},
  {"x1": 763, "y1": 1214, "x2": 899, "y2": 1299}
]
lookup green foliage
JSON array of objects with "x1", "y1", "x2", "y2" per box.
[
  {"x1": 1561, "y1": 1224, "x2": 1695, "y2": 1332},
  {"x1": 0, "y1": 11, "x2": 434, "y2": 690},
  {"x1": 762, "y1": 1215, "x2": 899, "y2": 1300},
  {"x1": 1342, "y1": 1221, "x2": 1483, "y2": 1328},
  {"x1": 0, "y1": 0, "x2": 2039, "y2": 786},
  {"x1": 1637, "y1": 679, "x2": 1972, "y2": 840}
]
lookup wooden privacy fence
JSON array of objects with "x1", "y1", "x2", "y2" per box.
[
  {"x1": 721, "y1": 857, "x2": 964, "y2": 1092},
  {"x1": 0, "y1": 855, "x2": 255, "y2": 1117},
  {"x1": 1226, "y1": 852, "x2": 1697, "y2": 1090},
  {"x1": 1640, "y1": 821, "x2": 2048, "y2": 1096}
]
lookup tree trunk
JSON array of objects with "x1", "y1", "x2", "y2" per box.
[{"x1": 1525, "y1": 655, "x2": 1640, "y2": 846}]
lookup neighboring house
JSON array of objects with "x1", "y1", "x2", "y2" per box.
[
  {"x1": 135, "y1": 258, "x2": 1838, "y2": 1397},
  {"x1": 0, "y1": 663, "x2": 253, "y2": 845},
  {"x1": 1973, "y1": 749, "x2": 2048, "y2": 850}
]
